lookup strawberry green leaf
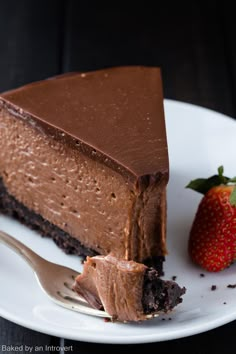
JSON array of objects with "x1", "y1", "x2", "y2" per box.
[
  {"x1": 186, "y1": 178, "x2": 210, "y2": 194},
  {"x1": 229, "y1": 187, "x2": 236, "y2": 206},
  {"x1": 186, "y1": 166, "x2": 230, "y2": 194},
  {"x1": 186, "y1": 176, "x2": 227, "y2": 194}
]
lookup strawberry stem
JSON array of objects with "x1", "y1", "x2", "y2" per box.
[{"x1": 218, "y1": 165, "x2": 224, "y2": 177}]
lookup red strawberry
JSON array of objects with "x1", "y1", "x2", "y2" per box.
[{"x1": 187, "y1": 166, "x2": 236, "y2": 272}]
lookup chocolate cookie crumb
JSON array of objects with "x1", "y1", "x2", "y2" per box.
[
  {"x1": 168, "y1": 318, "x2": 172, "y2": 320},
  {"x1": 200, "y1": 273, "x2": 205, "y2": 277},
  {"x1": 227, "y1": 284, "x2": 236, "y2": 289},
  {"x1": 211, "y1": 285, "x2": 217, "y2": 291},
  {"x1": 223, "y1": 302, "x2": 227, "y2": 305},
  {"x1": 172, "y1": 276, "x2": 177, "y2": 281},
  {"x1": 104, "y1": 317, "x2": 111, "y2": 322}
]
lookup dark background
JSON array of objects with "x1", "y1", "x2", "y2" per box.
[{"x1": 0, "y1": 1, "x2": 236, "y2": 353}]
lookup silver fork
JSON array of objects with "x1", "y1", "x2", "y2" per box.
[{"x1": 0, "y1": 230, "x2": 111, "y2": 319}]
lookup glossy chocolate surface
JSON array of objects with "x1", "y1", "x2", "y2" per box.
[{"x1": 0, "y1": 66, "x2": 169, "y2": 185}]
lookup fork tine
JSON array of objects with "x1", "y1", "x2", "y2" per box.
[
  {"x1": 53, "y1": 291, "x2": 112, "y2": 319},
  {"x1": 57, "y1": 291, "x2": 91, "y2": 306},
  {"x1": 60, "y1": 286, "x2": 89, "y2": 304},
  {"x1": 63, "y1": 281, "x2": 75, "y2": 292}
]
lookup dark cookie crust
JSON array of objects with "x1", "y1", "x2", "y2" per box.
[{"x1": 142, "y1": 268, "x2": 186, "y2": 314}]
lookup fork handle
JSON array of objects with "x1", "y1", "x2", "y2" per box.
[{"x1": 0, "y1": 230, "x2": 45, "y2": 270}]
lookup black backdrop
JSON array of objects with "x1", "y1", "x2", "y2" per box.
[
  {"x1": 1, "y1": 1, "x2": 236, "y2": 353},
  {"x1": 0, "y1": 1, "x2": 236, "y2": 118}
]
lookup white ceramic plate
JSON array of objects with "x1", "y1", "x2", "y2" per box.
[{"x1": 1, "y1": 99, "x2": 236, "y2": 344}]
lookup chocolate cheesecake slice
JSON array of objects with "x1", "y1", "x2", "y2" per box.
[
  {"x1": 0, "y1": 66, "x2": 168, "y2": 271},
  {"x1": 74, "y1": 254, "x2": 185, "y2": 322}
]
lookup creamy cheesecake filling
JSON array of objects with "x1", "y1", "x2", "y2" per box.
[
  {"x1": 0, "y1": 108, "x2": 166, "y2": 261},
  {"x1": 0, "y1": 109, "x2": 133, "y2": 257},
  {"x1": 130, "y1": 181, "x2": 167, "y2": 261}
]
